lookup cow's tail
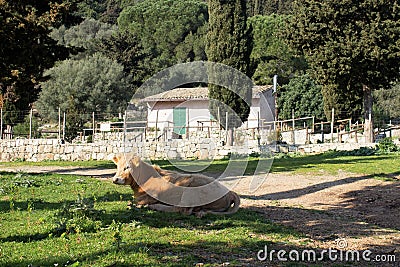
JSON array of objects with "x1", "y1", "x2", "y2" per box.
[{"x1": 206, "y1": 191, "x2": 241, "y2": 216}]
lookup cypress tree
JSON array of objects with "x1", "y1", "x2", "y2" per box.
[{"x1": 206, "y1": 0, "x2": 252, "y2": 129}]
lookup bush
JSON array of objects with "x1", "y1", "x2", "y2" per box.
[
  {"x1": 326, "y1": 147, "x2": 376, "y2": 157},
  {"x1": 12, "y1": 115, "x2": 41, "y2": 138},
  {"x1": 55, "y1": 194, "x2": 104, "y2": 234},
  {"x1": 376, "y1": 138, "x2": 399, "y2": 153}
]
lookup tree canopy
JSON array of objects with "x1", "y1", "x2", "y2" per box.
[
  {"x1": 206, "y1": 0, "x2": 252, "y2": 127},
  {"x1": 118, "y1": 0, "x2": 208, "y2": 73},
  {"x1": 278, "y1": 74, "x2": 324, "y2": 120},
  {"x1": 0, "y1": 0, "x2": 81, "y2": 114},
  {"x1": 247, "y1": 0, "x2": 294, "y2": 16},
  {"x1": 286, "y1": 0, "x2": 400, "y2": 140},
  {"x1": 50, "y1": 17, "x2": 117, "y2": 50},
  {"x1": 249, "y1": 14, "x2": 307, "y2": 86},
  {"x1": 36, "y1": 53, "x2": 131, "y2": 140},
  {"x1": 374, "y1": 83, "x2": 400, "y2": 122}
]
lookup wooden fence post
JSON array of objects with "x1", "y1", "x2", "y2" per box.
[
  {"x1": 292, "y1": 109, "x2": 295, "y2": 144},
  {"x1": 29, "y1": 109, "x2": 33, "y2": 139},
  {"x1": 123, "y1": 110, "x2": 127, "y2": 146},
  {"x1": 331, "y1": 108, "x2": 335, "y2": 142},
  {"x1": 92, "y1": 112, "x2": 95, "y2": 137},
  {"x1": 1, "y1": 108, "x2": 3, "y2": 139},
  {"x1": 58, "y1": 107, "x2": 61, "y2": 140},
  {"x1": 321, "y1": 121, "x2": 324, "y2": 143},
  {"x1": 62, "y1": 112, "x2": 66, "y2": 141}
]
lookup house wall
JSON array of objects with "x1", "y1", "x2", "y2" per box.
[
  {"x1": 260, "y1": 89, "x2": 275, "y2": 128},
  {"x1": 242, "y1": 90, "x2": 275, "y2": 129},
  {"x1": 146, "y1": 90, "x2": 276, "y2": 131},
  {"x1": 147, "y1": 100, "x2": 211, "y2": 131}
]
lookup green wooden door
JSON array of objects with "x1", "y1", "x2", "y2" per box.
[{"x1": 173, "y1": 107, "x2": 186, "y2": 135}]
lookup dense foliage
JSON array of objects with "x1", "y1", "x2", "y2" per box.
[
  {"x1": 374, "y1": 83, "x2": 400, "y2": 121},
  {"x1": 286, "y1": 0, "x2": 400, "y2": 140},
  {"x1": 118, "y1": 0, "x2": 208, "y2": 73},
  {"x1": 278, "y1": 74, "x2": 324, "y2": 120},
  {"x1": 206, "y1": 0, "x2": 252, "y2": 127},
  {"x1": 74, "y1": 0, "x2": 129, "y2": 23},
  {"x1": 249, "y1": 15, "x2": 307, "y2": 86},
  {"x1": 50, "y1": 17, "x2": 117, "y2": 50},
  {"x1": 247, "y1": 0, "x2": 294, "y2": 16},
  {"x1": 36, "y1": 53, "x2": 131, "y2": 141},
  {"x1": 0, "y1": 0, "x2": 81, "y2": 118}
]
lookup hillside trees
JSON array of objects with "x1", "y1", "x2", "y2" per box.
[
  {"x1": 249, "y1": 14, "x2": 307, "y2": 86},
  {"x1": 0, "y1": 0, "x2": 81, "y2": 119},
  {"x1": 206, "y1": 0, "x2": 252, "y2": 128},
  {"x1": 287, "y1": 0, "x2": 400, "y2": 142},
  {"x1": 93, "y1": 31, "x2": 148, "y2": 90},
  {"x1": 278, "y1": 74, "x2": 324, "y2": 120},
  {"x1": 50, "y1": 18, "x2": 117, "y2": 50},
  {"x1": 374, "y1": 83, "x2": 400, "y2": 123},
  {"x1": 36, "y1": 53, "x2": 131, "y2": 141},
  {"x1": 118, "y1": 0, "x2": 208, "y2": 75},
  {"x1": 247, "y1": 0, "x2": 294, "y2": 16},
  {"x1": 75, "y1": 0, "x2": 125, "y2": 23}
]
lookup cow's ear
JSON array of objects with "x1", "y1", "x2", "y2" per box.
[
  {"x1": 112, "y1": 154, "x2": 119, "y2": 164},
  {"x1": 131, "y1": 156, "x2": 141, "y2": 167}
]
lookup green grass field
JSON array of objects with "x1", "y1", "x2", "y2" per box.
[
  {"x1": 0, "y1": 172, "x2": 305, "y2": 267},
  {"x1": 0, "y1": 152, "x2": 399, "y2": 266}
]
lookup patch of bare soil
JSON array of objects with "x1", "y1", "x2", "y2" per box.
[{"x1": 233, "y1": 171, "x2": 400, "y2": 261}]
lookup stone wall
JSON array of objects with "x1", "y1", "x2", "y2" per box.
[
  {"x1": 1, "y1": 127, "x2": 398, "y2": 162},
  {"x1": 0, "y1": 134, "x2": 258, "y2": 162},
  {"x1": 297, "y1": 143, "x2": 376, "y2": 154},
  {"x1": 0, "y1": 139, "x2": 131, "y2": 162}
]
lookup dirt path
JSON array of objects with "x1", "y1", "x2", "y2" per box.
[
  {"x1": 2, "y1": 165, "x2": 399, "y2": 260},
  {"x1": 233, "y1": 171, "x2": 400, "y2": 256}
]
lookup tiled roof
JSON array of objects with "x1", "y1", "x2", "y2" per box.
[{"x1": 141, "y1": 85, "x2": 272, "y2": 102}]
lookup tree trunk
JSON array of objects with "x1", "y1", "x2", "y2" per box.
[{"x1": 363, "y1": 84, "x2": 374, "y2": 143}]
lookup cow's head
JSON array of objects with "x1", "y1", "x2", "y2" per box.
[{"x1": 112, "y1": 154, "x2": 141, "y2": 185}]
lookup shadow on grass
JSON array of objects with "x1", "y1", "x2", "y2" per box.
[
  {"x1": 3, "y1": 238, "x2": 272, "y2": 267},
  {"x1": 3, "y1": 206, "x2": 396, "y2": 267}
]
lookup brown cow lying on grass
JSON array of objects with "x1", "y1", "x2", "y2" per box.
[{"x1": 112, "y1": 154, "x2": 240, "y2": 217}]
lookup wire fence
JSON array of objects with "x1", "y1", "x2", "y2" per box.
[{"x1": 1, "y1": 108, "x2": 399, "y2": 143}]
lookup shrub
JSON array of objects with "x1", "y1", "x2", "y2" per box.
[{"x1": 376, "y1": 138, "x2": 399, "y2": 153}]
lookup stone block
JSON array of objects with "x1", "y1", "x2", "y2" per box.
[
  {"x1": 218, "y1": 149, "x2": 230, "y2": 156},
  {"x1": 99, "y1": 146, "x2": 107, "y2": 153},
  {"x1": 38, "y1": 145, "x2": 45, "y2": 153},
  {"x1": 44, "y1": 145, "x2": 52, "y2": 153},
  {"x1": 65, "y1": 145, "x2": 74, "y2": 154},
  {"x1": 45, "y1": 153, "x2": 54, "y2": 160}
]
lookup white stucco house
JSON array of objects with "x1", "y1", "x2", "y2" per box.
[{"x1": 140, "y1": 86, "x2": 275, "y2": 135}]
